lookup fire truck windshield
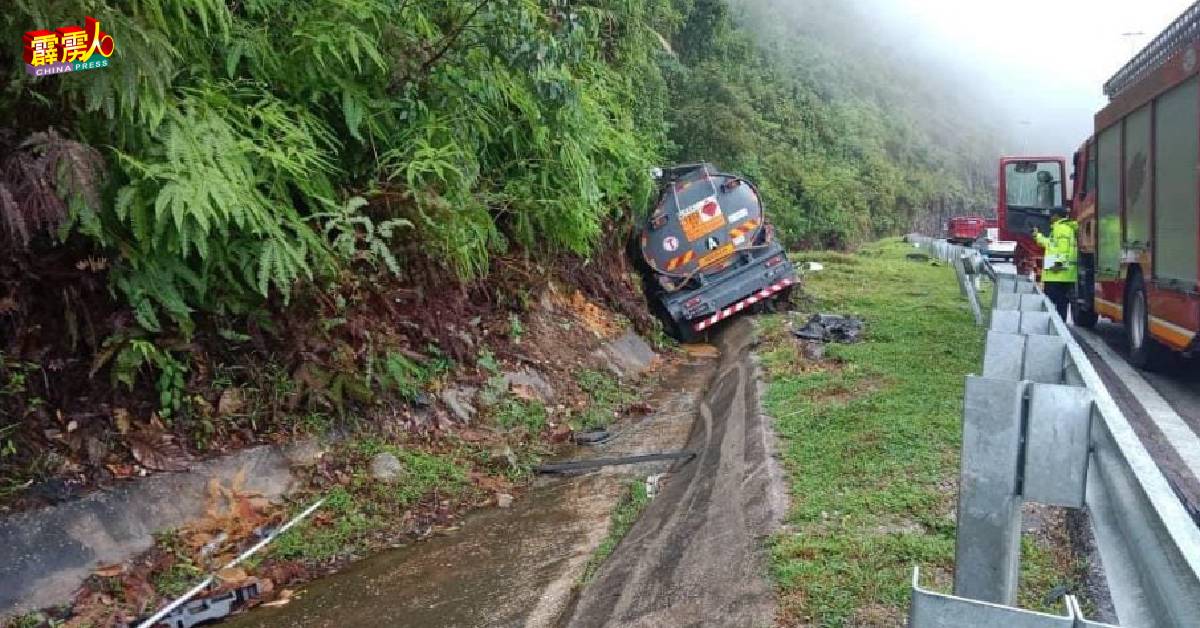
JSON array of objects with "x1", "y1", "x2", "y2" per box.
[{"x1": 1005, "y1": 161, "x2": 1064, "y2": 209}]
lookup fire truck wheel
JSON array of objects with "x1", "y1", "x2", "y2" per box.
[
  {"x1": 668, "y1": 316, "x2": 699, "y2": 344},
  {"x1": 1126, "y1": 272, "x2": 1164, "y2": 370}
]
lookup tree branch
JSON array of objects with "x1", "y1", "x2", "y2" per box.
[{"x1": 391, "y1": 0, "x2": 492, "y2": 91}]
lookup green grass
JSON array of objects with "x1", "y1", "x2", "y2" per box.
[
  {"x1": 572, "y1": 369, "x2": 635, "y2": 431},
  {"x1": 269, "y1": 442, "x2": 471, "y2": 562},
  {"x1": 5, "y1": 612, "x2": 49, "y2": 628},
  {"x1": 765, "y1": 240, "x2": 1080, "y2": 625},
  {"x1": 493, "y1": 397, "x2": 550, "y2": 434},
  {"x1": 580, "y1": 478, "x2": 651, "y2": 585}
]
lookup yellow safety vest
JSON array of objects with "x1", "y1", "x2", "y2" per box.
[{"x1": 1034, "y1": 218, "x2": 1078, "y2": 283}]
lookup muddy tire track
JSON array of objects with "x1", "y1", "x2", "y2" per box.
[{"x1": 565, "y1": 318, "x2": 787, "y2": 628}]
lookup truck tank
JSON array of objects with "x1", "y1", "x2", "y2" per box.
[{"x1": 632, "y1": 163, "x2": 797, "y2": 341}]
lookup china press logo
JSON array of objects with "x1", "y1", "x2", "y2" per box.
[{"x1": 24, "y1": 16, "x2": 115, "y2": 77}]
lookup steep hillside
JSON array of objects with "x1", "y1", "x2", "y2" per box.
[{"x1": 0, "y1": 1, "x2": 998, "y2": 497}]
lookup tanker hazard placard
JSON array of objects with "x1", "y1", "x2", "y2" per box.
[
  {"x1": 699, "y1": 242, "x2": 735, "y2": 268},
  {"x1": 680, "y1": 196, "x2": 726, "y2": 242}
]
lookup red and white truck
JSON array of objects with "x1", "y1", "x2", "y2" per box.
[{"x1": 1069, "y1": 1, "x2": 1200, "y2": 367}]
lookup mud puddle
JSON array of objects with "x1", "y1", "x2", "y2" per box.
[{"x1": 223, "y1": 352, "x2": 716, "y2": 628}]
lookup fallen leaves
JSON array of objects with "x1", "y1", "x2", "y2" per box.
[
  {"x1": 181, "y1": 470, "x2": 278, "y2": 564},
  {"x1": 470, "y1": 471, "x2": 513, "y2": 495},
  {"x1": 454, "y1": 427, "x2": 497, "y2": 444},
  {"x1": 217, "y1": 388, "x2": 244, "y2": 416},
  {"x1": 127, "y1": 431, "x2": 191, "y2": 472},
  {"x1": 262, "y1": 588, "x2": 294, "y2": 607},
  {"x1": 113, "y1": 408, "x2": 131, "y2": 434},
  {"x1": 216, "y1": 566, "x2": 250, "y2": 585},
  {"x1": 105, "y1": 463, "x2": 136, "y2": 478},
  {"x1": 625, "y1": 401, "x2": 653, "y2": 415},
  {"x1": 510, "y1": 383, "x2": 538, "y2": 401}
]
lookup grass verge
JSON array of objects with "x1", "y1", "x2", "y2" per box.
[
  {"x1": 580, "y1": 477, "x2": 651, "y2": 585},
  {"x1": 764, "y1": 240, "x2": 1086, "y2": 626}
]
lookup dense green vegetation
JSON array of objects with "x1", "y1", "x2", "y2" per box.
[
  {"x1": 0, "y1": 1, "x2": 1000, "y2": 459},
  {"x1": 672, "y1": 0, "x2": 998, "y2": 247},
  {"x1": 2, "y1": 0, "x2": 998, "y2": 329},
  {"x1": 2, "y1": 0, "x2": 667, "y2": 333}
]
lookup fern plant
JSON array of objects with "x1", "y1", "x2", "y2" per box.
[{"x1": 313, "y1": 196, "x2": 411, "y2": 276}]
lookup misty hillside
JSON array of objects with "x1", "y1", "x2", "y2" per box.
[{"x1": 676, "y1": 0, "x2": 1001, "y2": 245}]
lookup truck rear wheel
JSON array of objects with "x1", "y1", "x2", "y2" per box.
[
  {"x1": 653, "y1": 300, "x2": 697, "y2": 343},
  {"x1": 1126, "y1": 272, "x2": 1164, "y2": 370},
  {"x1": 640, "y1": 273, "x2": 699, "y2": 344}
]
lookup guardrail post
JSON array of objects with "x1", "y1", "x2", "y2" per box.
[
  {"x1": 954, "y1": 376, "x2": 1026, "y2": 604},
  {"x1": 939, "y1": 257, "x2": 1112, "y2": 623}
]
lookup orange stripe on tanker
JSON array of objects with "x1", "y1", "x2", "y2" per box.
[
  {"x1": 1150, "y1": 316, "x2": 1196, "y2": 351},
  {"x1": 728, "y1": 219, "x2": 760, "y2": 243},
  {"x1": 665, "y1": 250, "x2": 694, "y2": 271}
]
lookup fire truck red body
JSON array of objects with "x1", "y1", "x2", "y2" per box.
[{"x1": 1069, "y1": 2, "x2": 1200, "y2": 367}]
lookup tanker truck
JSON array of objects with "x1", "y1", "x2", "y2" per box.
[{"x1": 631, "y1": 163, "x2": 797, "y2": 341}]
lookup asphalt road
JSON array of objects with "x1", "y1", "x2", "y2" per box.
[
  {"x1": 1074, "y1": 321, "x2": 1200, "y2": 524},
  {"x1": 564, "y1": 318, "x2": 787, "y2": 628}
]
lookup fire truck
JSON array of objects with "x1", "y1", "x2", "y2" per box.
[
  {"x1": 1070, "y1": 1, "x2": 1200, "y2": 367},
  {"x1": 995, "y1": 156, "x2": 1070, "y2": 276}
]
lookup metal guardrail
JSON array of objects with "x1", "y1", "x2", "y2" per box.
[
  {"x1": 905, "y1": 237, "x2": 1200, "y2": 627},
  {"x1": 911, "y1": 568, "x2": 1114, "y2": 628}
]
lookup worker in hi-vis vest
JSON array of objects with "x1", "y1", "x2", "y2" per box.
[{"x1": 1034, "y1": 207, "x2": 1079, "y2": 322}]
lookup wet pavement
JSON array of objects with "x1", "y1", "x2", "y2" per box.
[
  {"x1": 1074, "y1": 321, "x2": 1200, "y2": 523},
  {"x1": 564, "y1": 318, "x2": 787, "y2": 627},
  {"x1": 224, "y1": 341, "x2": 719, "y2": 628}
]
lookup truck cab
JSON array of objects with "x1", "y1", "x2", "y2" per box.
[{"x1": 996, "y1": 156, "x2": 1069, "y2": 276}]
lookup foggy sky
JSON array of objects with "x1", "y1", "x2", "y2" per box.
[{"x1": 872, "y1": 0, "x2": 1196, "y2": 158}]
